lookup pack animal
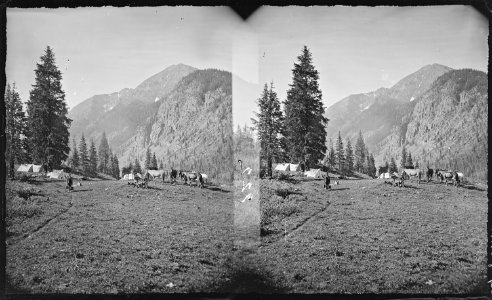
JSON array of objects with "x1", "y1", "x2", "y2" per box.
[{"x1": 402, "y1": 169, "x2": 422, "y2": 184}]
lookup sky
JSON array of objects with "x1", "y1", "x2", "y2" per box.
[
  {"x1": 249, "y1": 5, "x2": 488, "y2": 110},
  {"x1": 6, "y1": 6, "x2": 241, "y2": 110},
  {"x1": 6, "y1": 6, "x2": 489, "y2": 129}
]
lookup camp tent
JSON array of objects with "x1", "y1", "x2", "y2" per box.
[
  {"x1": 121, "y1": 173, "x2": 136, "y2": 180},
  {"x1": 274, "y1": 163, "x2": 290, "y2": 171},
  {"x1": 305, "y1": 169, "x2": 323, "y2": 178},
  {"x1": 379, "y1": 172, "x2": 391, "y2": 179},
  {"x1": 48, "y1": 170, "x2": 70, "y2": 180},
  {"x1": 32, "y1": 165, "x2": 43, "y2": 173},
  {"x1": 289, "y1": 164, "x2": 301, "y2": 172},
  {"x1": 17, "y1": 164, "x2": 33, "y2": 172}
]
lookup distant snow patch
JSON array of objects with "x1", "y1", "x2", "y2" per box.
[
  {"x1": 155, "y1": 97, "x2": 160, "y2": 102},
  {"x1": 410, "y1": 97, "x2": 415, "y2": 102},
  {"x1": 361, "y1": 104, "x2": 371, "y2": 111}
]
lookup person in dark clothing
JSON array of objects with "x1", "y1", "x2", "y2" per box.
[{"x1": 324, "y1": 174, "x2": 331, "y2": 189}]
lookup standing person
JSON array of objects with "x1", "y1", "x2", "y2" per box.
[
  {"x1": 323, "y1": 173, "x2": 331, "y2": 189},
  {"x1": 66, "y1": 174, "x2": 73, "y2": 192}
]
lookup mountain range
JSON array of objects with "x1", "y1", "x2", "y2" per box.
[{"x1": 325, "y1": 64, "x2": 487, "y2": 181}]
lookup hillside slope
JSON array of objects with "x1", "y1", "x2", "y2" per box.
[
  {"x1": 117, "y1": 69, "x2": 233, "y2": 182},
  {"x1": 68, "y1": 64, "x2": 197, "y2": 148},
  {"x1": 325, "y1": 64, "x2": 453, "y2": 148},
  {"x1": 376, "y1": 69, "x2": 488, "y2": 180}
]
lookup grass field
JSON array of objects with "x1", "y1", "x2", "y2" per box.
[
  {"x1": 6, "y1": 178, "x2": 237, "y2": 293},
  {"x1": 259, "y1": 177, "x2": 488, "y2": 293}
]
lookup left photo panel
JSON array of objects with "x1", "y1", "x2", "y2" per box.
[{"x1": 5, "y1": 6, "x2": 255, "y2": 293}]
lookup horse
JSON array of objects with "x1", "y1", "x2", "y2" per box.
[
  {"x1": 402, "y1": 169, "x2": 422, "y2": 184},
  {"x1": 426, "y1": 168, "x2": 434, "y2": 182},
  {"x1": 180, "y1": 171, "x2": 198, "y2": 186},
  {"x1": 436, "y1": 169, "x2": 455, "y2": 186},
  {"x1": 200, "y1": 173, "x2": 208, "y2": 184}
]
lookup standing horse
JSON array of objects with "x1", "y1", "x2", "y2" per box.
[
  {"x1": 180, "y1": 171, "x2": 198, "y2": 186},
  {"x1": 402, "y1": 169, "x2": 422, "y2": 184},
  {"x1": 436, "y1": 169, "x2": 454, "y2": 186}
]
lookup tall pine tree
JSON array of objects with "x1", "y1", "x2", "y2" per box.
[
  {"x1": 335, "y1": 132, "x2": 345, "y2": 174},
  {"x1": 283, "y1": 46, "x2": 327, "y2": 170},
  {"x1": 79, "y1": 135, "x2": 88, "y2": 174},
  {"x1": 70, "y1": 138, "x2": 79, "y2": 170},
  {"x1": 134, "y1": 157, "x2": 142, "y2": 174},
  {"x1": 98, "y1": 132, "x2": 110, "y2": 174},
  {"x1": 89, "y1": 139, "x2": 98, "y2": 176},
  {"x1": 112, "y1": 154, "x2": 120, "y2": 179},
  {"x1": 26, "y1": 46, "x2": 71, "y2": 171},
  {"x1": 345, "y1": 138, "x2": 354, "y2": 175},
  {"x1": 389, "y1": 157, "x2": 398, "y2": 173},
  {"x1": 144, "y1": 148, "x2": 152, "y2": 170},
  {"x1": 354, "y1": 130, "x2": 366, "y2": 173},
  {"x1": 407, "y1": 151, "x2": 413, "y2": 167},
  {"x1": 151, "y1": 152, "x2": 158, "y2": 170},
  {"x1": 5, "y1": 83, "x2": 26, "y2": 178},
  {"x1": 400, "y1": 145, "x2": 407, "y2": 171},
  {"x1": 251, "y1": 82, "x2": 284, "y2": 177}
]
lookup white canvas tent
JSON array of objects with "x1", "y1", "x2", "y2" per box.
[
  {"x1": 48, "y1": 170, "x2": 69, "y2": 179},
  {"x1": 32, "y1": 164, "x2": 43, "y2": 173},
  {"x1": 122, "y1": 173, "x2": 136, "y2": 180},
  {"x1": 17, "y1": 164, "x2": 33, "y2": 172},
  {"x1": 274, "y1": 163, "x2": 290, "y2": 171},
  {"x1": 289, "y1": 164, "x2": 301, "y2": 172},
  {"x1": 304, "y1": 169, "x2": 323, "y2": 178},
  {"x1": 379, "y1": 172, "x2": 391, "y2": 179}
]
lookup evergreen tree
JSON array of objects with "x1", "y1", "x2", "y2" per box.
[
  {"x1": 335, "y1": 131, "x2": 345, "y2": 174},
  {"x1": 5, "y1": 83, "x2": 26, "y2": 178},
  {"x1": 89, "y1": 139, "x2": 98, "y2": 176},
  {"x1": 26, "y1": 46, "x2": 71, "y2": 171},
  {"x1": 283, "y1": 46, "x2": 328, "y2": 169},
  {"x1": 151, "y1": 152, "x2": 158, "y2": 169},
  {"x1": 144, "y1": 148, "x2": 152, "y2": 170},
  {"x1": 407, "y1": 151, "x2": 413, "y2": 167},
  {"x1": 389, "y1": 157, "x2": 398, "y2": 173},
  {"x1": 112, "y1": 154, "x2": 120, "y2": 179},
  {"x1": 79, "y1": 134, "x2": 88, "y2": 174},
  {"x1": 354, "y1": 130, "x2": 366, "y2": 173},
  {"x1": 327, "y1": 138, "x2": 336, "y2": 171},
  {"x1": 400, "y1": 145, "x2": 407, "y2": 171},
  {"x1": 345, "y1": 138, "x2": 354, "y2": 175},
  {"x1": 384, "y1": 161, "x2": 390, "y2": 173},
  {"x1": 98, "y1": 132, "x2": 110, "y2": 174},
  {"x1": 134, "y1": 158, "x2": 142, "y2": 174},
  {"x1": 71, "y1": 138, "x2": 79, "y2": 170},
  {"x1": 369, "y1": 153, "x2": 377, "y2": 177},
  {"x1": 251, "y1": 82, "x2": 284, "y2": 177},
  {"x1": 159, "y1": 160, "x2": 164, "y2": 170}
]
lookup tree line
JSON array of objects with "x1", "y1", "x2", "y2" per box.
[
  {"x1": 252, "y1": 45, "x2": 378, "y2": 178},
  {"x1": 5, "y1": 46, "x2": 72, "y2": 179},
  {"x1": 68, "y1": 132, "x2": 120, "y2": 179},
  {"x1": 379, "y1": 145, "x2": 419, "y2": 175},
  {"x1": 325, "y1": 131, "x2": 377, "y2": 177}
]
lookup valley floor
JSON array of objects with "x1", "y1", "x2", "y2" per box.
[
  {"x1": 5, "y1": 176, "x2": 488, "y2": 294},
  {"x1": 258, "y1": 177, "x2": 488, "y2": 293}
]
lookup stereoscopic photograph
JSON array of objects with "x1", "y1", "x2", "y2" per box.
[{"x1": 3, "y1": 4, "x2": 488, "y2": 295}]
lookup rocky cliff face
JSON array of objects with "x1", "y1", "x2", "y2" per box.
[
  {"x1": 325, "y1": 64, "x2": 453, "y2": 148},
  {"x1": 375, "y1": 69, "x2": 488, "y2": 180},
  {"x1": 68, "y1": 64, "x2": 197, "y2": 148},
  {"x1": 117, "y1": 69, "x2": 234, "y2": 181}
]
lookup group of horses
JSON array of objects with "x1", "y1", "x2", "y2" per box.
[
  {"x1": 128, "y1": 168, "x2": 208, "y2": 189},
  {"x1": 391, "y1": 167, "x2": 464, "y2": 187}
]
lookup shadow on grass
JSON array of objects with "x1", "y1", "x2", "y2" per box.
[
  {"x1": 461, "y1": 184, "x2": 487, "y2": 192},
  {"x1": 69, "y1": 189, "x2": 93, "y2": 193},
  {"x1": 213, "y1": 267, "x2": 288, "y2": 294},
  {"x1": 205, "y1": 186, "x2": 231, "y2": 193},
  {"x1": 327, "y1": 187, "x2": 350, "y2": 191}
]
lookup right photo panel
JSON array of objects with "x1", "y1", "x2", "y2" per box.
[{"x1": 248, "y1": 5, "x2": 488, "y2": 294}]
